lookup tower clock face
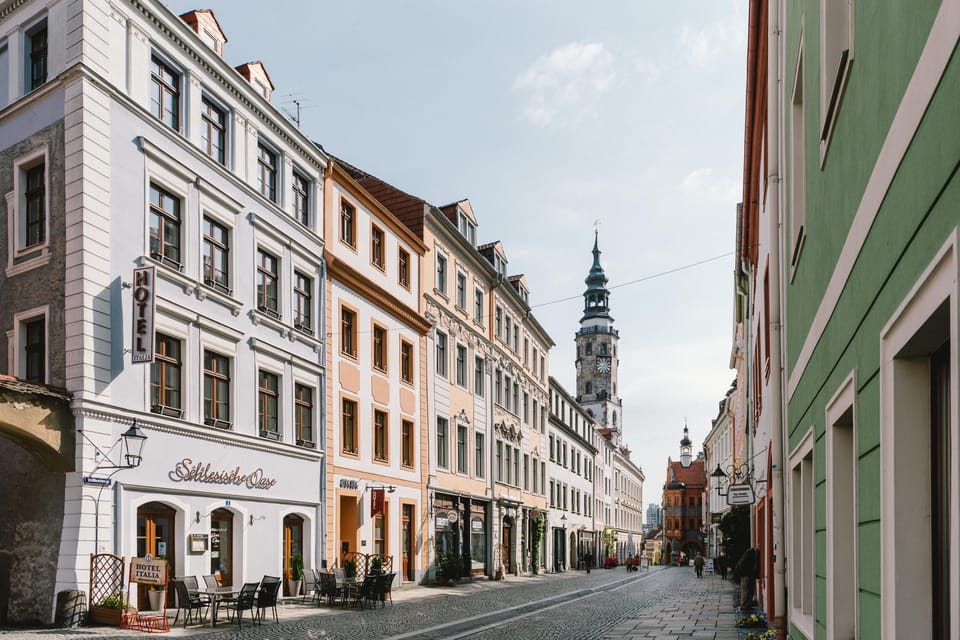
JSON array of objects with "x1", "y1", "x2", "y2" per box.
[{"x1": 596, "y1": 357, "x2": 611, "y2": 374}]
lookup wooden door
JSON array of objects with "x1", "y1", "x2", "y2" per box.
[
  {"x1": 283, "y1": 514, "x2": 303, "y2": 586},
  {"x1": 402, "y1": 504, "x2": 414, "y2": 582},
  {"x1": 136, "y1": 503, "x2": 175, "y2": 609},
  {"x1": 501, "y1": 519, "x2": 512, "y2": 574}
]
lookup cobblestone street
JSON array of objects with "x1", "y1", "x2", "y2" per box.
[{"x1": 0, "y1": 567, "x2": 740, "y2": 640}]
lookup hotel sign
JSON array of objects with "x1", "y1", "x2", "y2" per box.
[
  {"x1": 169, "y1": 458, "x2": 277, "y2": 490},
  {"x1": 131, "y1": 266, "x2": 156, "y2": 363},
  {"x1": 726, "y1": 483, "x2": 756, "y2": 506},
  {"x1": 130, "y1": 555, "x2": 167, "y2": 586}
]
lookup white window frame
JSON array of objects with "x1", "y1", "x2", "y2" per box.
[
  {"x1": 788, "y1": 428, "x2": 815, "y2": 639},
  {"x1": 7, "y1": 305, "x2": 49, "y2": 383},
  {"x1": 6, "y1": 147, "x2": 50, "y2": 276},
  {"x1": 879, "y1": 235, "x2": 958, "y2": 639},
  {"x1": 825, "y1": 371, "x2": 857, "y2": 640},
  {"x1": 819, "y1": 0, "x2": 854, "y2": 163}
]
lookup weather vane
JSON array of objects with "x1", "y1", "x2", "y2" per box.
[{"x1": 593, "y1": 219, "x2": 601, "y2": 235}]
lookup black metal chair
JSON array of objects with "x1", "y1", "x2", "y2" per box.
[
  {"x1": 380, "y1": 572, "x2": 396, "y2": 606},
  {"x1": 256, "y1": 576, "x2": 282, "y2": 624},
  {"x1": 349, "y1": 575, "x2": 378, "y2": 610},
  {"x1": 223, "y1": 582, "x2": 259, "y2": 628},
  {"x1": 178, "y1": 575, "x2": 211, "y2": 604},
  {"x1": 319, "y1": 572, "x2": 338, "y2": 605},
  {"x1": 170, "y1": 579, "x2": 208, "y2": 627},
  {"x1": 304, "y1": 568, "x2": 322, "y2": 604}
]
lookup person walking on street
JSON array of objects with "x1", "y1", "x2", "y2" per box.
[
  {"x1": 735, "y1": 546, "x2": 760, "y2": 609},
  {"x1": 694, "y1": 552, "x2": 705, "y2": 578},
  {"x1": 585, "y1": 552, "x2": 592, "y2": 574},
  {"x1": 718, "y1": 552, "x2": 727, "y2": 580}
]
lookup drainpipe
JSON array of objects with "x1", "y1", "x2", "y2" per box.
[{"x1": 768, "y1": 0, "x2": 788, "y2": 635}]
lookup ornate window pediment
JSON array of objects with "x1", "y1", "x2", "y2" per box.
[{"x1": 495, "y1": 420, "x2": 522, "y2": 444}]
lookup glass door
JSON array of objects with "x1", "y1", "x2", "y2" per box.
[
  {"x1": 210, "y1": 509, "x2": 233, "y2": 586},
  {"x1": 402, "y1": 504, "x2": 413, "y2": 582}
]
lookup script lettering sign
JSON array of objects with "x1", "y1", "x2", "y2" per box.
[{"x1": 169, "y1": 458, "x2": 278, "y2": 490}]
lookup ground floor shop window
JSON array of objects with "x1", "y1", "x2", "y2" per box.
[
  {"x1": 136, "y1": 502, "x2": 175, "y2": 610},
  {"x1": 210, "y1": 508, "x2": 233, "y2": 586}
]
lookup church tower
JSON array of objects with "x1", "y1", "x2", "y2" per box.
[{"x1": 575, "y1": 233, "x2": 623, "y2": 435}]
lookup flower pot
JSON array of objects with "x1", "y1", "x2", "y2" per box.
[
  {"x1": 148, "y1": 589, "x2": 165, "y2": 611},
  {"x1": 286, "y1": 579, "x2": 302, "y2": 597},
  {"x1": 89, "y1": 605, "x2": 124, "y2": 626}
]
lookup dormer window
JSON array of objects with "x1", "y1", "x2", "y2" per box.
[
  {"x1": 459, "y1": 214, "x2": 476, "y2": 245},
  {"x1": 495, "y1": 255, "x2": 507, "y2": 277},
  {"x1": 179, "y1": 10, "x2": 227, "y2": 57}
]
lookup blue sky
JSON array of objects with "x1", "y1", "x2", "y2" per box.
[{"x1": 163, "y1": 0, "x2": 748, "y2": 511}]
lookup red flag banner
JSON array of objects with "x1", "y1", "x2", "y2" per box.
[{"x1": 371, "y1": 488, "x2": 384, "y2": 517}]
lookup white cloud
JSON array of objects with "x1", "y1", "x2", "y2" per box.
[
  {"x1": 678, "y1": 7, "x2": 747, "y2": 68},
  {"x1": 513, "y1": 41, "x2": 617, "y2": 128},
  {"x1": 681, "y1": 168, "x2": 740, "y2": 201},
  {"x1": 633, "y1": 58, "x2": 662, "y2": 83}
]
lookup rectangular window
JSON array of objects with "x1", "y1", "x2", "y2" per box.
[
  {"x1": 532, "y1": 399, "x2": 539, "y2": 431},
  {"x1": 436, "y1": 331, "x2": 448, "y2": 377},
  {"x1": 474, "y1": 287, "x2": 484, "y2": 324},
  {"x1": 495, "y1": 306, "x2": 503, "y2": 338},
  {"x1": 505, "y1": 446, "x2": 513, "y2": 485},
  {"x1": 373, "y1": 324, "x2": 387, "y2": 372},
  {"x1": 150, "y1": 56, "x2": 180, "y2": 130},
  {"x1": 524, "y1": 338, "x2": 529, "y2": 367},
  {"x1": 457, "y1": 425, "x2": 468, "y2": 474},
  {"x1": 374, "y1": 410, "x2": 388, "y2": 462},
  {"x1": 203, "y1": 350, "x2": 231, "y2": 428},
  {"x1": 400, "y1": 339, "x2": 414, "y2": 383},
  {"x1": 790, "y1": 439, "x2": 814, "y2": 622},
  {"x1": 340, "y1": 199, "x2": 355, "y2": 247},
  {"x1": 151, "y1": 334, "x2": 182, "y2": 416},
  {"x1": 523, "y1": 392, "x2": 529, "y2": 424},
  {"x1": 512, "y1": 382, "x2": 519, "y2": 415},
  {"x1": 295, "y1": 383, "x2": 313, "y2": 445},
  {"x1": 256, "y1": 249, "x2": 279, "y2": 318},
  {"x1": 23, "y1": 316, "x2": 45, "y2": 383},
  {"x1": 513, "y1": 325, "x2": 519, "y2": 352},
  {"x1": 523, "y1": 454, "x2": 529, "y2": 491},
  {"x1": 201, "y1": 98, "x2": 226, "y2": 165},
  {"x1": 505, "y1": 316, "x2": 512, "y2": 345},
  {"x1": 436, "y1": 417, "x2": 449, "y2": 469},
  {"x1": 26, "y1": 21, "x2": 47, "y2": 91},
  {"x1": 455, "y1": 344, "x2": 467, "y2": 387},
  {"x1": 398, "y1": 248, "x2": 410, "y2": 288},
  {"x1": 202, "y1": 217, "x2": 230, "y2": 294},
  {"x1": 475, "y1": 433, "x2": 485, "y2": 479},
  {"x1": 258, "y1": 370, "x2": 279, "y2": 435},
  {"x1": 474, "y1": 356, "x2": 484, "y2": 396},
  {"x1": 496, "y1": 440, "x2": 503, "y2": 482},
  {"x1": 341, "y1": 306, "x2": 357, "y2": 357},
  {"x1": 293, "y1": 171, "x2": 310, "y2": 225},
  {"x1": 456, "y1": 271, "x2": 467, "y2": 309},
  {"x1": 342, "y1": 398, "x2": 358, "y2": 454},
  {"x1": 504, "y1": 376, "x2": 511, "y2": 411},
  {"x1": 820, "y1": 0, "x2": 853, "y2": 146},
  {"x1": 257, "y1": 143, "x2": 278, "y2": 202},
  {"x1": 294, "y1": 271, "x2": 313, "y2": 333},
  {"x1": 149, "y1": 184, "x2": 182, "y2": 269},
  {"x1": 436, "y1": 254, "x2": 447, "y2": 295},
  {"x1": 401, "y1": 419, "x2": 414, "y2": 467},
  {"x1": 495, "y1": 369, "x2": 503, "y2": 405},
  {"x1": 24, "y1": 163, "x2": 45, "y2": 249},
  {"x1": 790, "y1": 45, "x2": 807, "y2": 267},
  {"x1": 371, "y1": 225, "x2": 385, "y2": 270}
]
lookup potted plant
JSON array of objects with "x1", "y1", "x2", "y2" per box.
[
  {"x1": 343, "y1": 557, "x2": 358, "y2": 580},
  {"x1": 369, "y1": 556, "x2": 383, "y2": 575},
  {"x1": 435, "y1": 552, "x2": 448, "y2": 586},
  {"x1": 147, "y1": 582, "x2": 166, "y2": 611},
  {"x1": 287, "y1": 554, "x2": 304, "y2": 597},
  {"x1": 89, "y1": 593, "x2": 127, "y2": 626}
]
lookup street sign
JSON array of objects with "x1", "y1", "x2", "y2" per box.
[{"x1": 726, "y1": 483, "x2": 755, "y2": 505}]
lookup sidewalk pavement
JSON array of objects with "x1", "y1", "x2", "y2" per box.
[{"x1": 603, "y1": 570, "x2": 742, "y2": 640}]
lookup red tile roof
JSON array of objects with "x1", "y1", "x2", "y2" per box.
[
  {"x1": 335, "y1": 157, "x2": 428, "y2": 239},
  {"x1": 666, "y1": 458, "x2": 707, "y2": 489}
]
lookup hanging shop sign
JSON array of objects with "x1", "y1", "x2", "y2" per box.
[
  {"x1": 371, "y1": 488, "x2": 385, "y2": 517},
  {"x1": 169, "y1": 458, "x2": 277, "y2": 490},
  {"x1": 726, "y1": 483, "x2": 756, "y2": 506},
  {"x1": 131, "y1": 266, "x2": 156, "y2": 363}
]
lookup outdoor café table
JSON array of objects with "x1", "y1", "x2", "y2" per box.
[
  {"x1": 335, "y1": 578, "x2": 359, "y2": 607},
  {"x1": 198, "y1": 586, "x2": 238, "y2": 626}
]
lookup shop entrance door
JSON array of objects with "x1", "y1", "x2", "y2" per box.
[
  {"x1": 136, "y1": 502, "x2": 175, "y2": 609},
  {"x1": 501, "y1": 519, "x2": 512, "y2": 574},
  {"x1": 402, "y1": 504, "x2": 414, "y2": 582},
  {"x1": 210, "y1": 509, "x2": 234, "y2": 586},
  {"x1": 283, "y1": 514, "x2": 303, "y2": 595}
]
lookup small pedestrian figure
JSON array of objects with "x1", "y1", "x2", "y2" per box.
[
  {"x1": 735, "y1": 546, "x2": 761, "y2": 610},
  {"x1": 694, "y1": 552, "x2": 705, "y2": 578},
  {"x1": 585, "y1": 552, "x2": 592, "y2": 574},
  {"x1": 626, "y1": 553, "x2": 634, "y2": 571},
  {"x1": 718, "y1": 552, "x2": 728, "y2": 580}
]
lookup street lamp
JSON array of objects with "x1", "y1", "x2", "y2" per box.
[
  {"x1": 120, "y1": 422, "x2": 148, "y2": 468},
  {"x1": 560, "y1": 514, "x2": 568, "y2": 572}
]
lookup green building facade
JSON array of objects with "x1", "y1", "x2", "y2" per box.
[{"x1": 781, "y1": 0, "x2": 960, "y2": 638}]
